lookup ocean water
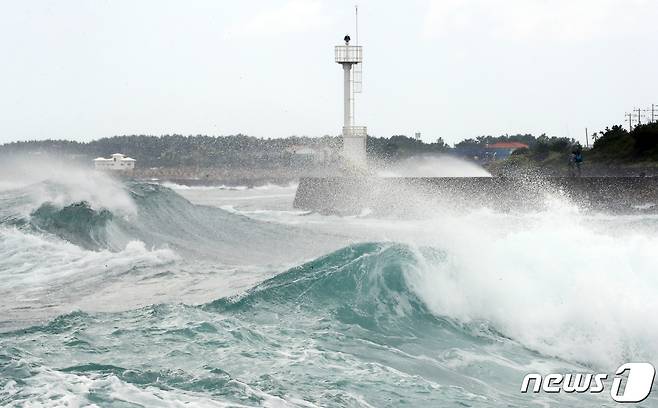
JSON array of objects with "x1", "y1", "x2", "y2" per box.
[{"x1": 1, "y1": 170, "x2": 658, "y2": 407}]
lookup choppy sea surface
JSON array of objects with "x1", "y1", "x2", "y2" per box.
[{"x1": 1, "y1": 171, "x2": 658, "y2": 407}]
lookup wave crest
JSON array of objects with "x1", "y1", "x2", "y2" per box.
[
  {"x1": 208, "y1": 243, "x2": 444, "y2": 332},
  {"x1": 30, "y1": 201, "x2": 113, "y2": 250}
]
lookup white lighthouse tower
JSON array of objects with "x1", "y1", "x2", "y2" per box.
[{"x1": 335, "y1": 30, "x2": 366, "y2": 169}]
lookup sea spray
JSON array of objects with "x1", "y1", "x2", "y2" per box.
[{"x1": 1, "y1": 172, "x2": 657, "y2": 406}]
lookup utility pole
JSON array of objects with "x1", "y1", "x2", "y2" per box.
[
  {"x1": 625, "y1": 112, "x2": 633, "y2": 131},
  {"x1": 585, "y1": 127, "x2": 589, "y2": 148},
  {"x1": 635, "y1": 108, "x2": 642, "y2": 126},
  {"x1": 633, "y1": 107, "x2": 648, "y2": 126}
]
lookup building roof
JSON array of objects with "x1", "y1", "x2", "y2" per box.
[
  {"x1": 93, "y1": 154, "x2": 136, "y2": 161},
  {"x1": 486, "y1": 142, "x2": 529, "y2": 149}
]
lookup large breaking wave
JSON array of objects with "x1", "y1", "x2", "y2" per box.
[
  {"x1": 1, "y1": 172, "x2": 658, "y2": 407},
  {"x1": 0, "y1": 243, "x2": 552, "y2": 407},
  {"x1": 1, "y1": 179, "x2": 333, "y2": 262}
]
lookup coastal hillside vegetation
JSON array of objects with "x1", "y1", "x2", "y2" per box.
[{"x1": 2, "y1": 123, "x2": 656, "y2": 177}]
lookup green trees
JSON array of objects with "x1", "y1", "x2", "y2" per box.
[
  {"x1": 631, "y1": 123, "x2": 658, "y2": 158},
  {"x1": 2, "y1": 124, "x2": 656, "y2": 168},
  {"x1": 0, "y1": 134, "x2": 339, "y2": 169},
  {"x1": 590, "y1": 123, "x2": 658, "y2": 161},
  {"x1": 366, "y1": 134, "x2": 450, "y2": 161}
]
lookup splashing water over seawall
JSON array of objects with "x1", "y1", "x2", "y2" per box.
[{"x1": 1, "y1": 161, "x2": 657, "y2": 406}]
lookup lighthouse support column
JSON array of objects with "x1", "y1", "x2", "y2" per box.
[{"x1": 343, "y1": 63, "x2": 352, "y2": 128}]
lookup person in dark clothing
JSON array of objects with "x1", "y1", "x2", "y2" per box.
[{"x1": 569, "y1": 145, "x2": 583, "y2": 177}]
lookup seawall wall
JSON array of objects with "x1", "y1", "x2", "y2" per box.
[{"x1": 293, "y1": 177, "x2": 658, "y2": 214}]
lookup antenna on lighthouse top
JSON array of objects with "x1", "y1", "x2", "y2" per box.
[
  {"x1": 355, "y1": 5, "x2": 359, "y2": 46},
  {"x1": 352, "y1": 5, "x2": 362, "y2": 95}
]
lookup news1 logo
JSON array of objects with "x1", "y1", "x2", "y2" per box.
[{"x1": 521, "y1": 363, "x2": 656, "y2": 403}]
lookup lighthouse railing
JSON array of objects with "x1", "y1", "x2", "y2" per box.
[
  {"x1": 335, "y1": 46, "x2": 362, "y2": 63},
  {"x1": 342, "y1": 126, "x2": 367, "y2": 138}
]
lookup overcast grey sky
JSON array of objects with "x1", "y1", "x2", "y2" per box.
[{"x1": 1, "y1": 0, "x2": 657, "y2": 145}]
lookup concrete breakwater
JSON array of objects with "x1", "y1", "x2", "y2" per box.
[{"x1": 293, "y1": 177, "x2": 658, "y2": 214}]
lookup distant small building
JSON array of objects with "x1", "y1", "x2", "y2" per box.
[
  {"x1": 484, "y1": 142, "x2": 529, "y2": 161},
  {"x1": 285, "y1": 145, "x2": 332, "y2": 166},
  {"x1": 93, "y1": 153, "x2": 136, "y2": 172}
]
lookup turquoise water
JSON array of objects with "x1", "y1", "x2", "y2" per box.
[{"x1": 1, "y1": 176, "x2": 657, "y2": 407}]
